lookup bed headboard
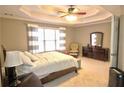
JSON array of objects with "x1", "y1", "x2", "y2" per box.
[
  {"x1": 1, "y1": 45, "x2": 6, "y2": 61},
  {"x1": 0, "y1": 45, "x2": 6, "y2": 86}
]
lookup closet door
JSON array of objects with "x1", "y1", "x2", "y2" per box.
[{"x1": 110, "y1": 16, "x2": 119, "y2": 67}]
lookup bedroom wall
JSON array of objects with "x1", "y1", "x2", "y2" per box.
[
  {"x1": 1, "y1": 18, "x2": 111, "y2": 56},
  {"x1": 1, "y1": 18, "x2": 27, "y2": 51},
  {"x1": 1, "y1": 18, "x2": 74, "y2": 51},
  {"x1": 73, "y1": 22, "x2": 111, "y2": 55}
]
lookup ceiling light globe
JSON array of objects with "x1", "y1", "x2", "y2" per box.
[{"x1": 65, "y1": 15, "x2": 77, "y2": 22}]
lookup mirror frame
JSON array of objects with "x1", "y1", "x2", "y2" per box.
[{"x1": 90, "y1": 32, "x2": 104, "y2": 48}]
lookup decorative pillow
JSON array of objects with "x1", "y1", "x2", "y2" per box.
[
  {"x1": 19, "y1": 52, "x2": 34, "y2": 66},
  {"x1": 24, "y1": 51, "x2": 39, "y2": 62}
]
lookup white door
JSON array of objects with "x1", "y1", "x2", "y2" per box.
[{"x1": 110, "y1": 16, "x2": 119, "y2": 67}]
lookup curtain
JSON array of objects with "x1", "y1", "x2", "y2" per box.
[
  {"x1": 27, "y1": 24, "x2": 39, "y2": 53},
  {"x1": 59, "y1": 30, "x2": 66, "y2": 50}
]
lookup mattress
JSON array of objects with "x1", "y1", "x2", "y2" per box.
[{"x1": 16, "y1": 51, "x2": 78, "y2": 79}]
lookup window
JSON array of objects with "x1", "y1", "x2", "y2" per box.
[
  {"x1": 44, "y1": 29, "x2": 56, "y2": 51},
  {"x1": 27, "y1": 24, "x2": 66, "y2": 53}
]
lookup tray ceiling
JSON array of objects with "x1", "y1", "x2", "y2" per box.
[{"x1": 0, "y1": 5, "x2": 112, "y2": 26}]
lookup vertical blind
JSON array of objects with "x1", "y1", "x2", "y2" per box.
[{"x1": 27, "y1": 24, "x2": 66, "y2": 53}]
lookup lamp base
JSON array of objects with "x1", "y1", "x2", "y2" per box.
[{"x1": 5, "y1": 67, "x2": 19, "y2": 86}]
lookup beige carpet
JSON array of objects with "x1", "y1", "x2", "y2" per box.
[{"x1": 44, "y1": 57, "x2": 110, "y2": 87}]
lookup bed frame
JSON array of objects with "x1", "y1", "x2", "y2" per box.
[
  {"x1": 1, "y1": 45, "x2": 78, "y2": 85},
  {"x1": 41, "y1": 67, "x2": 77, "y2": 84}
]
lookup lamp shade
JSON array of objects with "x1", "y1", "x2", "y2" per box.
[{"x1": 4, "y1": 51, "x2": 23, "y2": 67}]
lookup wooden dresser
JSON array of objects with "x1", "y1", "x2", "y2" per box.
[{"x1": 82, "y1": 46, "x2": 109, "y2": 61}]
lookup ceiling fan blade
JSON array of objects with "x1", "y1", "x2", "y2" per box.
[
  {"x1": 57, "y1": 10, "x2": 66, "y2": 13},
  {"x1": 73, "y1": 8, "x2": 80, "y2": 13},
  {"x1": 75, "y1": 12, "x2": 86, "y2": 15},
  {"x1": 60, "y1": 13, "x2": 69, "y2": 17}
]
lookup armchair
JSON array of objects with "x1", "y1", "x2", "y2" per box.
[{"x1": 69, "y1": 43, "x2": 79, "y2": 58}]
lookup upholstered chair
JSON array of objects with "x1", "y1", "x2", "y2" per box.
[{"x1": 69, "y1": 43, "x2": 79, "y2": 58}]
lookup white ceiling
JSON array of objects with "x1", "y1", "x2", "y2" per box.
[{"x1": 0, "y1": 5, "x2": 112, "y2": 27}]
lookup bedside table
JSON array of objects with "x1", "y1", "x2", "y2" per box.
[{"x1": 14, "y1": 73, "x2": 43, "y2": 87}]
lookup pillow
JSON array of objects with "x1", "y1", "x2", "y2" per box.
[
  {"x1": 19, "y1": 52, "x2": 34, "y2": 66},
  {"x1": 24, "y1": 51, "x2": 39, "y2": 62}
]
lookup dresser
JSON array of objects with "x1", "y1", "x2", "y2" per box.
[{"x1": 82, "y1": 46, "x2": 109, "y2": 61}]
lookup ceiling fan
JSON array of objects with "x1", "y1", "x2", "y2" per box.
[{"x1": 57, "y1": 5, "x2": 86, "y2": 17}]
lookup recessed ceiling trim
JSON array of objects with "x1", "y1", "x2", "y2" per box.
[
  {"x1": 0, "y1": 15, "x2": 111, "y2": 28},
  {"x1": 0, "y1": 15, "x2": 68, "y2": 26},
  {"x1": 0, "y1": 5, "x2": 113, "y2": 27},
  {"x1": 73, "y1": 17, "x2": 111, "y2": 27}
]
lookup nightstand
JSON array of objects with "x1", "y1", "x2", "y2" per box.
[{"x1": 10, "y1": 73, "x2": 43, "y2": 87}]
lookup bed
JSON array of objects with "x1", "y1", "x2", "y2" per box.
[{"x1": 2, "y1": 47, "x2": 78, "y2": 84}]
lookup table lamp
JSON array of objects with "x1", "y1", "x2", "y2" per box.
[{"x1": 4, "y1": 51, "x2": 23, "y2": 86}]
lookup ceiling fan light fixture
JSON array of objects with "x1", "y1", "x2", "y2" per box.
[{"x1": 65, "y1": 14, "x2": 77, "y2": 22}]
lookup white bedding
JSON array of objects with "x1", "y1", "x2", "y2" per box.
[{"x1": 16, "y1": 51, "x2": 78, "y2": 79}]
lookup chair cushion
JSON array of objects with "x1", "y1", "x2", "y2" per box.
[
  {"x1": 69, "y1": 53, "x2": 78, "y2": 55},
  {"x1": 69, "y1": 50, "x2": 79, "y2": 52}
]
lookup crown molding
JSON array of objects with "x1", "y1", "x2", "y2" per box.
[
  {"x1": 0, "y1": 15, "x2": 111, "y2": 28},
  {"x1": 1, "y1": 15, "x2": 68, "y2": 26},
  {"x1": 72, "y1": 18, "x2": 111, "y2": 28}
]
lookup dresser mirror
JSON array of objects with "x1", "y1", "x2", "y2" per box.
[{"x1": 90, "y1": 32, "x2": 103, "y2": 47}]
